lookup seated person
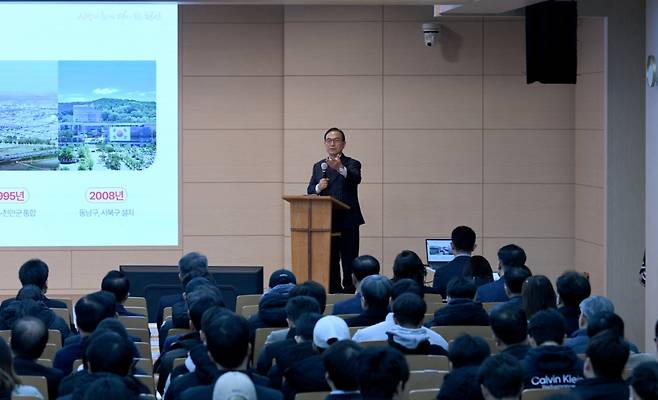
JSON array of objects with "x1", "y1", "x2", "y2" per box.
[
  {"x1": 391, "y1": 250, "x2": 437, "y2": 295},
  {"x1": 584, "y1": 311, "x2": 642, "y2": 367},
  {"x1": 356, "y1": 347, "x2": 409, "y2": 400},
  {"x1": 101, "y1": 270, "x2": 143, "y2": 317},
  {"x1": 0, "y1": 284, "x2": 70, "y2": 340},
  {"x1": 387, "y1": 293, "x2": 447, "y2": 355},
  {"x1": 58, "y1": 330, "x2": 149, "y2": 400},
  {"x1": 167, "y1": 310, "x2": 281, "y2": 400},
  {"x1": 344, "y1": 275, "x2": 392, "y2": 328},
  {"x1": 491, "y1": 266, "x2": 532, "y2": 313},
  {"x1": 571, "y1": 330, "x2": 630, "y2": 400},
  {"x1": 630, "y1": 361, "x2": 658, "y2": 400},
  {"x1": 489, "y1": 305, "x2": 530, "y2": 361},
  {"x1": 79, "y1": 375, "x2": 144, "y2": 400},
  {"x1": 322, "y1": 340, "x2": 364, "y2": 400},
  {"x1": 478, "y1": 354, "x2": 524, "y2": 400},
  {"x1": 332, "y1": 256, "x2": 380, "y2": 316},
  {"x1": 426, "y1": 277, "x2": 489, "y2": 327},
  {"x1": 247, "y1": 270, "x2": 297, "y2": 341},
  {"x1": 432, "y1": 226, "x2": 477, "y2": 298},
  {"x1": 0, "y1": 258, "x2": 67, "y2": 310},
  {"x1": 521, "y1": 310, "x2": 583, "y2": 389},
  {"x1": 438, "y1": 334, "x2": 490, "y2": 400},
  {"x1": 257, "y1": 296, "x2": 320, "y2": 376},
  {"x1": 11, "y1": 316, "x2": 64, "y2": 400},
  {"x1": 476, "y1": 245, "x2": 526, "y2": 303},
  {"x1": 463, "y1": 255, "x2": 494, "y2": 288},
  {"x1": 521, "y1": 275, "x2": 557, "y2": 319},
  {"x1": 265, "y1": 281, "x2": 327, "y2": 345},
  {"x1": 282, "y1": 316, "x2": 350, "y2": 400},
  {"x1": 0, "y1": 337, "x2": 43, "y2": 400},
  {"x1": 564, "y1": 295, "x2": 614, "y2": 354},
  {"x1": 54, "y1": 291, "x2": 116, "y2": 375},
  {"x1": 556, "y1": 271, "x2": 591, "y2": 336}
]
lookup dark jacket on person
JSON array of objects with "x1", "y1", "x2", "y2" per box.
[
  {"x1": 491, "y1": 295, "x2": 523, "y2": 315},
  {"x1": 179, "y1": 372, "x2": 283, "y2": 400},
  {"x1": 570, "y1": 377, "x2": 629, "y2": 400},
  {"x1": 0, "y1": 295, "x2": 67, "y2": 311},
  {"x1": 256, "y1": 338, "x2": 296, "y2": 376},
  {"x1": 387, "y1": 331, "x2": 447, "y2": 356},
  {"x1": 344, "y1": 308, "x2": 389, "y2": 328},
  {"x1": 437, "y1": 365, "x2": 484, "y2": 400},
  {"x1": 54, "y1": 335, "x2": 89, "y2": 376},
  {"x1": 332, "y1": 294, "x2": 363, "y2": 315},
  {"x1": 325, "y1": 392, "x2": 362, "y2": 400},
  {"x1": 474, "y1": 278, "x2": 508, "y2": 303},
  {"x1": 432, "y1": 255, "x2": 471, "y2": 299},
  {"x1": 248, "y1": 284, "x2": 295, "y2": 340},
  {"x1": 58, "y1": 370, "x2": 149, "y2": 400},
  {"x1": 13, "y1": 356, "x2": 64, "y2": 400},
  {"x1": 156, "y1": 293, "x2": 184, "y2": 328},
  {"x1": 0, "y1": 298, "x2": 70, "y2": 340},
  {"x1": 268, "y1": 341, "x2": 317, "y2": 389},
  {"x1": 500, "y1": 343, "x2": 531, "y2": 361},
  {"x1": 154, "y1": 331, "x2": 202, "y2": 394},
  {"x1": 426, "y1": 299, "x2": 489, "y2": 327},
  {"x1": 283, "y1": 354, "x2": 330, "y2": 400},
  {"x1": 557, "y1": 306, "x2": 581, "y2": 336},
  {"x1": 116, "y1": 303, "x2": 144, "y2": 317},
  {"x1": 521, "y1": 345, "x2": 584, "y2": 389}
]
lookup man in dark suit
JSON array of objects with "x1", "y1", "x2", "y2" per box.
[
  {"x1": 344, "y1": 275, "x2": 391, "y2": 328},
  {"x1": 307, "y1": 128, "x2": 364, "y2": 294},
  {"x1": 0, "y1": 259, "x2": 67, "y2": 310},
  {"x1": 11, "y1": 316, "x2": 64, "y2": 400},
  {"x1": 475, "y1": 244, "x2": 526, "y2": 303},
  {"x1": 332, "y1": 255, "x2": 380, "y2": 315},
  {"x1": 432, "y1": 226, "x2": 476, "y2": 298}
]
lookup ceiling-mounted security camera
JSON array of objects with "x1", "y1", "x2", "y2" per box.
[{"x1": 422, "y1": 22, "x2": 440, "y2": 47}]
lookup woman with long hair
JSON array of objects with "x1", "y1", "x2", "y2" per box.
[
  {"x1": 0, "y1": 337, "x2": 43, "y2": 400},
  {"x1": 522, "y1": 275, "x2": 557, "y2": 319}
]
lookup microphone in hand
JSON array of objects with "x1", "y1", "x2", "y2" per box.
[{"x1": 321, "y1": 162, "x2": 328, "y2": 179}]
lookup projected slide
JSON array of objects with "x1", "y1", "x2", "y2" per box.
[{"x1": 0, "y1": 4, "x2": 178, "y2": 246}]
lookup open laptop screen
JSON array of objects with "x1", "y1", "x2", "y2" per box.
[{"x1": 426, "y1": 239, "x2": 455, "y2": 264}]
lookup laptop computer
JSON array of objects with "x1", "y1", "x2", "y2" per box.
[{"x1": 425, "y1": 239, "x2": 454, "y2": 271}]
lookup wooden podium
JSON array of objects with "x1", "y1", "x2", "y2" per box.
[{"x1": 283, "y1": 195, "x2": 349, "y2": 289}]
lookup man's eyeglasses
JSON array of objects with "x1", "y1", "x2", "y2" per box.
[{"x1": 324, "y1": 139, "x2": 343, "y2": 144}]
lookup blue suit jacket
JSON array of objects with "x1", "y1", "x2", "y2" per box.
[
  {"x1": 332, "y1": 293, "x2": 362, "y2": 315},
  {"x1": 475, "y1": 277, "x2": 509, "y2": 303},
  {"x1": 432, "y1": 255, "x2": 470, "y2": 298}
]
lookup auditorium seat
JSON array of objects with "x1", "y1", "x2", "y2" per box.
[
  {"x1": 426, "y1": 302, "x2": 446, "y2": 314},
  {"x1": 11, "y1": 395, "x2": 42, "y2": 400},
  {"x1": 335, "y1": 314, "x2": 358, "y2": 320},
  {"x1": 40, "y1": 344, "x2": 57, "y2": 361},
  {"x1": 135, "y1": 375, "x2": 155, "y2": 394},
  {"x1": 326, "y1": 294, "x2": 354, "y2": 304},
  {"x1": 522, "y1": 388, "x2": 569, "y2": 400},
  {"x1": 36, "y1": 359, "x2": 52, "y2": 368},
  {"x1": 324, "y1": 304, "x2": 334, "y2": 315},
  {"x1": 406, "y1": 370, "x2": 445, "y2": 392},
  {"x1": 118, "y1": 316, "x2": 149, "y2": 330},
  {"x1": 236, "y1": 294, "x2": 261, "y2": 313},
  {"x1": 135, "y1": 358, "x2": 153, "y2": 375},
  {"x1": 50, "y1": 308, "x2": 69, "y2": 325},
  {"x1": 424, "y1": 294, "x2": 443, "y2": 304},
  {"x1": 135, "y1": 342, "x2": 152, "y2": 360},
  {"x1": 294, "y1": 392, "x2": 330, "y2": 400},
  {"x1": 166, "y1": 328, "x2": 192, "y2": 340},
  {"x1": 408, "y1": 389, "x2": 440, "y2": 400},
  {"x1": 47, "y1": 330, "x2": 62, "y2": 348},
  {"x1": 162, "y1": 306, "x2": 173, "y2": 323},
  {"x1": 361, "y1": 340, "x2": 388, "y2": 348},
  {"x1": 172, "y1": 357, "x2": 186, "y2": 371},
  {"x1": 430, "y1": 325, "x2": 493, "y2": 341},
  {"x1": 125, "y1": 306, "x2": 147, "y2": 316},
  {"x1": 253, "y1": 327, "x2": 280, "y2": 361},
  {"x1": 405, "y1": 355, "x2": 450, "y2": 371},
  {"x1": 482, "y1": 302, "x2": 503, "y2": 313},
  {"x1": 125, "y1": 297, "x2": 147, "y2": 309},
  {"x1": 240, "y1": 304, "x2": 259, "y2": 319},
  {"x1": 126, "y1": 328, "x2": 150, "y2": 343},
  {"x1": 18, "y1": 375, "x2": 48, "y2": 400}
]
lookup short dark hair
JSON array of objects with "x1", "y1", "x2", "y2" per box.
[
  {"x1": 202, "y1": 311, "x2": 249, "y2": 368},
  {"x1": 86, "y1": 331, "x2": 133, "y2": 376},
  {"x1": 352, "y1": 255, "x2": 380, "y2": 282},
  {"x1": 392, "y1": 250, "x2": 425, "y2": 287},
  {"x1": 393, "y1": 293, "x2": 427, "y2": 327},
  {"x1": 586, "y1": 330, "x2": 630, "y2": 379},
  {"x1": 75, "y1": 292, "x2": 116, "y2": 333},
  {"x1": 463, "y1": 256, "x2": 494, "y2": 284},
  {"x1": 357, "y1": 347, "x2": 409, "y2": 398},
  {"x1": 497, "y1": 245, "x2": 526, "y2": 270},
  {"x1": 285, "y1": 296, "x2": 321, "y2": 324},
  {"x1": 528, "y1": 309, "x2": 566, "y2": 345},
  {"x1": 294, "y1": 313, "x2": 322, "y2": 341},
  {"x1": 188, "y1": 289, "x2": 224, "y2": 331},
  {"x1": 18, "y1": 259, "x2": 49, "y2": 290},
  {"x1": 556, "y1": 271, "x2": 591, "y2": 308},
  {"x1": 448, "y1": 334, "x2": 491, "y2": 368},
  {"x1": 184, "y1": 276, "x2": 217, "y2": 295},
  {"x1": 95, "y1": 318, "x2": 130, "y2": 340},
  {"x1": 490, "y1": 304, "x2": 528, "y2": 346},
  {"x1": 392, "y1": 279, "x2": 424, "y2": 300},
  {"x1": 81, "y1": 376, "x2": 135, "y2": 400},
  {"x1": 323, "y1": 340, "x2": 363, "y2": 391},
  {"x1": 16, "y1": 285, "x2": 43, "y2": 302},
  {"x1": 101, "y1": 270, "x2": 130, "y2": 303},
  {"x1": 360, "y1": 275, "x2": 393, "y2": 310},
  {"x1": 290, "y1": 281, "x2": 327, "y2": 314},
  {"x1": 504, "y1": 266, "x2": 532, "y2": 295},
  {"x1": 522, "y1": 275, "x2": 557, "y2": 319},
  {"x1": 587, "y1": 311, "x2": 625, "y2": 338},
  {"x1": 446, "y1": 276, "x2": 477, "y2": 300},
  {"x1": 324, "y1": 127, "x2": 346, "y2": 142},
  {"x1": 478, "y1": 354, "x2": 524, "y2": 399},
  {"x1": 10, "y1": 317, "x2": 47, "y2": 360},
  {"x1": 451, "y1": 226, "x2": 476, "y2": 253},
  {"x1": 630, "y1": 361, "x2": 658, "y2": 400},
  {"x1": 178, "y1": 252, "x2": 208, "y2": 276}
]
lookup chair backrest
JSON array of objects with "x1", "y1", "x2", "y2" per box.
[
  {"x1": 126, "y1": 328, "x2": 150, "y2": 343},
  {"x1": 405, "y1": 355, "x2": 450, "y2": 372},
  {"x1": 424, "y1": 294, "x2": 443, "y2": 304},
  {"x1": 294, "y1": 392, "x2": 331, "y2": 400},
  {"x1": 36, "y1": 359, "x2": 52, "y2": 368},
  {"x1": 360, "y1": 340, "x2": 388, "y2": 348},
  {"x1": 40, "y1": 344, "x2": 57, "y2": 360},
  {"x1": 118, "y1": 316, "x2": 149, "y2": 330},
  {"x1": 167, "y1": 328, "x2": 193, "y2": 340},
  {"x1": 135, "y1": 342, "x2": 152, "y2": 360},
  {"x1": 348, "y1": 327, "x2": 363, "y2": 337},
  {"x1": 125, "y1": 297, "x2": 147, "y2": 309},
  {"x1": 335, "y1": 314, "x2": 358, "y2": 320},
  {"x1": 253, "y1": 327, "x2": 280, "y2": 361},
  {"x1": 425, "y1": 303, "x2": 446, "y2": 315},
  {"x1": 406, "y1": 370, "x2": 444, "y2": 391},
  {"x1": 18, "y1": 375, "x2": 48, "y2": 400},
  {"x1": 172, "y1": 357, "x2": 186, "y2": 371},
  {"x1": 50, "y1": 308, "x2": 69, "y2": 324},
  {"x1": 47, "y1": 330, "x2": 62, "y2": 348},
  {"x1": 408, "y1": 389, "x2": 440, "y2": 400},
  {"x1": 49, "y1": 298, "x2": 73, "y2": 324},
  {"x1": 326, "y1": 293, "x2": 354, "y2": 304},
  {"x1": 430, "y1": 325, "x2": 493, "y2": 342},
  {"x1": 521, "y1": 388, "x2": 569, "y2": 400},
  {"x1": 135, "y1": 358, "x2": 153, "y2": 375},
  {"x1": 240, "y1": 304, "x2": 259, "y2": 319},
  {"x1": 235, "y1": 294, "x2": 261, "y2": 313},
  {"x1": 0, "y1": 330, "x2": 10, "y2": 343},
  {"x1": 11, "y1": 395, "x2": 42, "y2": 400},
  {"x1": 162, "y1": 306, "x2": 173, "y2": 323},
  {"x1": 422, "y1": 314, "x2": 434, "y2": 325},
  {"x1": 482, "y1": 302, "x2": 502, "y2": 313},
  {"x1": 135, "y1": 375, "x2": 155, "y2": 394},
  {"x1": 125, "y1": 306, "x2": 147, "y2": 316},
  {"x1": 324, "y1": 304, "x2": 334, "y2": 315}
]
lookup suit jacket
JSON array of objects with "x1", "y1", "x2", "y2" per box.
[
  {"x1": 306, "y1": 155, "x2": 365, "y2": 231},
  {"x1": 332, "y1": 294, "x2": 363, "y2": 315},
  {"x1": 13, "y1": 356, "x2": 63, "y2": 400},
  {"x1": 432, "y1": 255, "x2": 471, "y2": 298},
  {"x1": 426, "y1": 299, "x2": 489, "y2": 327},
  {"x1": 344, "y1": 309, "x2": 389, "y2": 328},
  {"x1": 475, "y1": 278, "x2": 509, "y2": 303}
]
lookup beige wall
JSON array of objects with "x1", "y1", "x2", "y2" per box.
[{"x1": 0, "y1": 6, "x2": 607, "y2": 297}]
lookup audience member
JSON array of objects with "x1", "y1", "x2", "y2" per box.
[
  {"x1": 556, "y1": 271, "x2": 591, "y2": 336},
  {"x1": 356, "y1": 347, "x2": 409, "y2": 400},
  {"x1": 522, "y1": 310, "x2": 583, "y2": 389},
  {"x1": 522, "y1": 275, "x2": 557, "y2": 319},
  {"x1": 571, "y1": 330, "x2": 630, "y2": 400},
  {"x1": 94, "y1": 318, "x2": 140, "y2": 360},
  {"x1": 81, "y1": 375, "x2": 143, "y2": 400},
  {"x1": 489, "y1": 304, "x2": 530, "y2": 361},
  {"x1": 438, "y1": 334, "x2": 491, "y2": 400},
  {"x1": 492, "y1": 266, "x2": 531, "y2": 313},
  {"x1": 247, "y1": 269, "x2": 297, "y2": 339},
  {"x1": 332, "y1": 256, "x2": 380, "y2": 315},
  {"x1": 0, "y1": 284, "x2": 70, "y2": 339},
  {"x1": 264, "y1": 281, "x2": 326, "y2": 345},
  {"x1": 0, "y1": 337, "x2": 43, "y2": 400},
  {"x1": 463, "y1": 255, "x2": 494, "y2": 288},
  {"x1": 478, "y1": 354, "x2": 524, "y2": 400},
  {"x1": 0, "y1": 259, "x2": 67, "y2": 311},
  {"x1": 344, "y1": 275, "x2": 391, "y2": 327},
  {"x1": 322, "y1": 340, "x2": 364, "y2": 400},
  {"x1": 391, "y1": 250, "x2": 435, "y2": 294},
  {"x1": 212, "y1": 372, "x2": 257, "y2": 400},
  {"x1": 630, "y1": 361, "x2": 658, "y2": 400},
  {"x1": 564, "y1": 295, "x2": 614, "y2": 354},
  {"x1": 584, "y1": 311, "x2": 643, "y2": 368},
  {"x1": 426, "y1": 276, "x2": 489, "y2": 327},
  {"x1": 387, "y1": 293, "x2": 447, "y2": 355},
  {"x1": 476, "y1": 245, "x2": 526, "y2": 303},
  {"x1": 101, "y1": 270, "x2": 143, "y2": 317},
  {"x1": 432, "y1": 226, "x2": 477, "y2": 298}
]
